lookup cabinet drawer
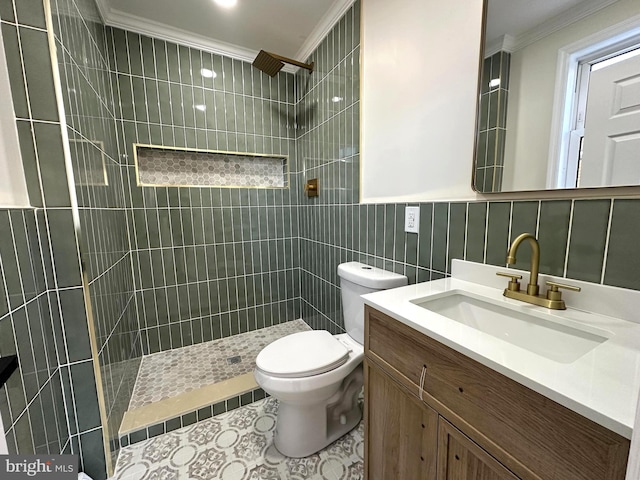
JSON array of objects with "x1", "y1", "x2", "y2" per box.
[{"x1": 365, "y1": 306, "x2": 629, "y2": 480}]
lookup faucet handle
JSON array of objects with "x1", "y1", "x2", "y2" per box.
[
  {"x1": 496, "y1": 272, "x2": 522, "y2": 291},
  {"x1": 545, "y1": 281, "x2": 581, "y2": 301}
]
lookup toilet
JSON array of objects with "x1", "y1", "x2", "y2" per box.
[{"x1": 254, "y1": 262, "x2": 408, "y2": 457}]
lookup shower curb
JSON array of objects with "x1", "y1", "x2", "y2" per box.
[{"x1": 114, "y1": 387, "x2": 267, "y2": 450}]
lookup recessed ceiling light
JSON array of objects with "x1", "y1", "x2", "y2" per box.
[
  {"x1": 214, "y1": 0, "x2": 237, "y2": 8},
  {"x1": 331, "y1": 96, "x2": 343, "y2": 103},
  {"x1": 195, "y1": 104, "x2": 206, "y2": 112},
  {"x1": 489, "y1": 78, "x2": 501, "y2": 88},
  {"x1": 200, "y1": 68, "x2": 217, "y2": 79}
]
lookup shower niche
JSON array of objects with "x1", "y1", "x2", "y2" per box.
[{"x1": 134, "y1": 144, "x2": 289, "y2": 189}]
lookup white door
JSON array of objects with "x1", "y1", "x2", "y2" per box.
[{"x1": 580, "y1": 50, "x2": 640, "y2": 187}]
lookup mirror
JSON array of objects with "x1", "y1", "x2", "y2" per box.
[{"x1": 474, "y1": 0, "x2": 640, "y2": 193}]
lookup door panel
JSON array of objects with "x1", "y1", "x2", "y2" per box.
[
  {"x1": 438, "y1": 419, "x2": 520, "y2": 480},
  {"x1": 365, "y1": 359, "x2": 438, "y2": 480},
  {"x1": 581, "y1": 51, "x2": 640, "y2": 187}
]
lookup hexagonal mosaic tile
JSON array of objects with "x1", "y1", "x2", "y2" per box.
[
  {"x1": 136, "y1": 146, "x2": 287, "y2": 188},
  {"x1": 128, "y1": 320, "x2": 311, "y2": 409}
]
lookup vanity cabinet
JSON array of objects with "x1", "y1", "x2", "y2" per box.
[
  {"x1": 365, "y1": 360, "x2": 438, "y2": 479},
  {"x1": 438, "y1": 419, "x2": 519, "y2": 480},
  {"x1": 364, "y1": 306, "x2": 630, "y2": 480}
]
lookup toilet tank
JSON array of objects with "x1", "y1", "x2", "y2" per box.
[{"x1": 337, "y1": 262, "x2": 408, "y2": 345}]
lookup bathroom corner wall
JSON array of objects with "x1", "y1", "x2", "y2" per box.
[
  {"x1": 0, "y1": 209, "x2": 71, "y2": 458},
  {"x1": 0, "y1": 0, "x2": 107, "y2": 477},
  {"x1": 297, "y1": 0, "x2": 640, "y2": 335},
  {"x1": 109, "y1": 28, "x2": 302, "y2": 354},
  {"x1": 50, "y1": 0, "x2": 140, "y2": 466},
  {"x1": 476, "y1": 50, "x2": 510, "y2": 193},
  {"x1": 296, "y1": 1, "x2": 361, "y2": 332}
]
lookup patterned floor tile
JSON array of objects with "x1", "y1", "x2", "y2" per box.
[
  {"x1": 113, "y1": 397, "x2": 363, "y2": 480},
  {"x1": 128, "y1": 320, "x2": 311, "y2": 409}
]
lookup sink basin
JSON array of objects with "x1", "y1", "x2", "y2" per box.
[{"x1": 411, "y1": 291, "x2": 611, "y2": 363}]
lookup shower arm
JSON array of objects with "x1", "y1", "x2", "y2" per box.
[{"x1": 264, "y1": 51, "x2": 314, "y2": 72}]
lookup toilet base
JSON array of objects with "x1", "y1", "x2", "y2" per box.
[{"x1": 273, "y1": 366, "x2": 363, "y2": 458}]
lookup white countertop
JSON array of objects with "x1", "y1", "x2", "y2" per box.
[{"x1": 362, "y1": 260, "x2": 640, "y2": 439}]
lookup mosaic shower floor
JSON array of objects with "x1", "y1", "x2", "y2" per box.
[
  {"x1": 113, "y1": 397, "x2": 364, "y2": 480},
  {"x1": 128, "y1": 320, "x2": 311, "y2": 409}
]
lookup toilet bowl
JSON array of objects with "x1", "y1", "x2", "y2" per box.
[
  {"x1": 254, "y1": 262, "x2": 408, "y2": 458},
  {"x1": 254, "y1": 332, "x2": 364, "y2": 457}
]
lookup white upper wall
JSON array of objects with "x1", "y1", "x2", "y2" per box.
[
  {"x1": 0, "y1": 26, "x2": 30, "y2": 208},
  {"x1": 360, "y1": 0, "x2": 483, "y2": 203},
  {"x1": 503, "y1": 0, "x2": 639, "y2": 191}
]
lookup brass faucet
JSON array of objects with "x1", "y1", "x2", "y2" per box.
[
  {"x1": 496, "y1": 233, "x2": 580, "y2": 310},
  {"x1": 507, "y1": 233, "x2": 540, "y2": 295}
]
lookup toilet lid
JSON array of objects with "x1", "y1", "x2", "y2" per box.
[{"x1": 256, "y1": 331, "x2": 350, "y2": 378}]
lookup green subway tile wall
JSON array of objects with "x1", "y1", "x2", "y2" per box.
[
  {"x1": 0, "y1": 0, "x2": 105, "y2": 477},
  {"x1": 107, "y1": 25, "x2": 302, "y2": 355},
  {"x1": 296, "y1": 1, "x2": 361, "y2": 332},
  {"x1": 476, "y1": 50, "x2": 510, "y2": 193},
  {"x1": 51, "y1": 0, "x2": 142, "y2": 472},
  {"x1": 0, "y1": 210, "x2": 69, "y2": 457}
]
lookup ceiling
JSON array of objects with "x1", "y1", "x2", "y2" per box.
[
  {"x1": 95, "y1": 0, "x2": 353, "y2": 67},
  {"x1": 94, "y1": 0, "x2": 621, "y2": 67},
  {"x1": 485, "y1": 0, "x2": 620, "y2": 53}
]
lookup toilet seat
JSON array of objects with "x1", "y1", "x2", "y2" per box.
[{"x1": 256, "y1": 331, "x2": 350, "y2": 378}]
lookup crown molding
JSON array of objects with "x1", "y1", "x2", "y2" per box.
[
  {"x1": 295, "y1": 0, "x2": 355, "y2": 62},
  {"x1": 104, "y1": 8, "x2": 262, "y2": 62},
  {"x1": 485, "y1": 34, "x2": 516, "y2": 57},
  {"x1": 513, "y1": 0, "x2": 620, "y2": 52},
  {"x1": 93, "y1": 0, "x2": 109, "y2": 23},
  {"x1": 94, "y1": 0, "x2": 354, "y2": 75}
]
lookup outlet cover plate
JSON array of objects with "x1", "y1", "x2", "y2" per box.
[{"x1": 405, "y1": 206, "x2": 420, "y2": 233}]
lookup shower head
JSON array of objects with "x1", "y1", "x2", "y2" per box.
[{"x1": 252, "y1": 50, "x2": 314, "y2": 77}]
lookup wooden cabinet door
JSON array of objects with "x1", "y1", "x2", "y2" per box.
[
  {"x1": 365, "y1": 359, "x2": 438, "y2": 480},
  {"x1": 438, "y1": 419, "x2": 520, "y2": 480}
]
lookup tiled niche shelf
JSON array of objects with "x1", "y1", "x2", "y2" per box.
[{"x1": 134, "y1": 144, "x2": 289, "y2": 189}]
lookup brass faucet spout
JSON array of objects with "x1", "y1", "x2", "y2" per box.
[
  {"x1": 499, "y1": 232, "x2": 579, "y2": 309},
  {"x1": 506, "y1": 233, "x2": 540, "y2": 296}
]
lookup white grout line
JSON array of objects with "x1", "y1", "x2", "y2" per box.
[
  {"x1": 136, "y1": 32, "x2": 153, "y2": 147},
  {"x1": 5, "y1": 365, "x2": 60, "y2": 431},
  {"x1": 424, "y1": 203, "x2": 432, "y2": 279},
  {"x1": 600, "y1": 199, "x2": 615, "y2": 285},
  {"x1": 5, "y1": 211, "x2": 38, "y2": 452},
  {"x1": 0, "y1": 18, "x2": 48, "y2": 33},
  {"x1": 87, "y1": 251, "x2": 130, "y2": 286},
  {"x1": 463, "y1": 202, "x2": 469, "y2": 261},
  {"x1": 53, "y1": 39, "x2": 117, "y2": 124},
  {"x1": 507, "y1": 201, "x2": 513, "y2": 247},
  {"x1": 563, "y1": 200, "x2": 576, "y2": 278},
  {"x1": 95, "y1": 293, "x2": 136, "y2": 357},
  {"x1": 445, "y1": 204, "x2": 451, "y2": 274}
]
